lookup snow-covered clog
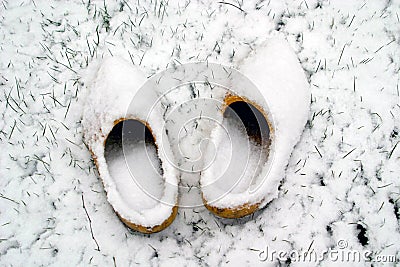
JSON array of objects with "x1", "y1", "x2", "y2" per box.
[
  {"x1": 82, "y1": 57, "x2": 179, "y2": 233},
  {"x1": 201, "y1": 37, "x2": 310, "y2": 218}
]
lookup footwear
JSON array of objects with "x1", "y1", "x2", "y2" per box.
[
  {"x1": 201, "y1": 37, "x2": 310, "y2": 218},
  {"x1": 82, "y1": 57, "x2": 178, "y2": 233}
]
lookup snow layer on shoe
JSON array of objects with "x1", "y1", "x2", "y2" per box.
[
  {"x1": 106, "y1": 140, "x2": 164, "y2": 210},
  {"x1": 82, "y1": 57, "x2": 178, "y2": 228},
  {"x1": 201, "y1": 115, "x2": 269, "y2": 203},
  {"x1": 201, "y1": 36, "x2": 310, "y2": 209}
]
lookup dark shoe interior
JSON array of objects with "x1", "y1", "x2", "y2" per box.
[
  {"x1": 105, "y1": 119, "x2": 162, "y2": 174},
  {"x1": 224, "y1": 101, "x2": 270, "y2": 146},
  {"x1": 105, "y1": 119, "x2": 154, "y2": 146}
]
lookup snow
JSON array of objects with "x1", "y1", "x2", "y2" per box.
[
  {"x1": 1, "y1": 0, "x2": 399, "y2": 266},
  {"x1": 106, "y1": 140, "x2": 164, "y2": 210},
  {"x1": 201, "y1": 115, "x2": 269, "y2": 205}
]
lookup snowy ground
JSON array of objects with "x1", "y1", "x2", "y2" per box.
[{"x1": 1, "y1": 0, "x2": 400, "y2": 266}]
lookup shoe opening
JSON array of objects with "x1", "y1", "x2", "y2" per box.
[
  {"x1": 105, "y1": 119, "x2": 153, "y2": 147},
  {"x1": 105, "y1": 119, "x2": 163, "y2": 176},
  {"x1": 223, "y1": 100, "x2": 270, "y2": 147},
  {"x1": 103, "y1": 119, "x2": 166, "y2": 210},
  {"x1": 200, "y1": 98, "x2": 272, "y2": 205}
]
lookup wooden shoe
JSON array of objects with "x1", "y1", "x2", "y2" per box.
[
  {"x1": 201, "y1": 37, "x2": 310, "y2": 218},
  {"x1": 82, "y1": 57, "x2": 178, "y2": 233}
]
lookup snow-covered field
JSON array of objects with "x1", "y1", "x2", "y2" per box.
[{"x1": 1, "y1": 0, "x2": 399, "y2": 266}]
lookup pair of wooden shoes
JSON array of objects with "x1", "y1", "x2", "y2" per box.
[{"x1": 82, "y1": 37, "x2": 310, "y2": 233}]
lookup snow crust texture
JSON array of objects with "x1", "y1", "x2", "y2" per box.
[{"x1": 0, "y1": 0, "x2": 399, "y2": 266}]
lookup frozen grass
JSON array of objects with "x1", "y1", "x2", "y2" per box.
[{"x1": 0, "y1": 0, "x2": 399, "y2": 266}]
